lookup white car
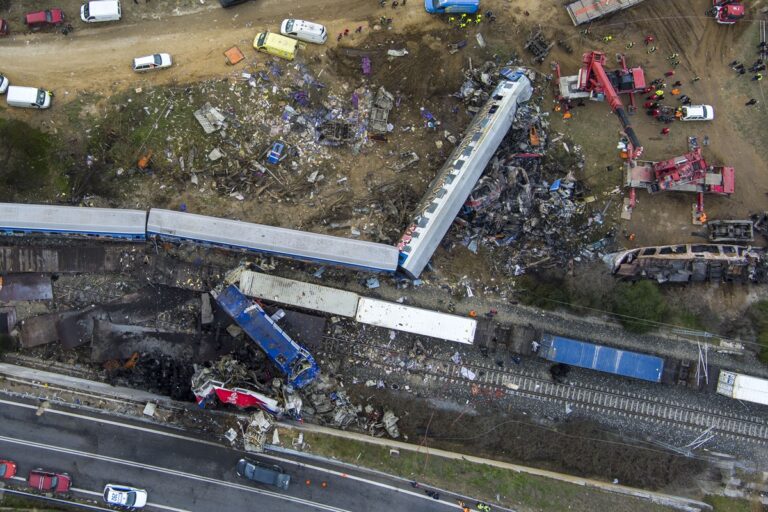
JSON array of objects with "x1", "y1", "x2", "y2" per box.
[
  {"x1": 0, "y1": 74, "x2": 8, "y2": 95},
  {"x1": 681, "y1": 104, "x2": 714, "y2": 121},
  {"x1": 103, "y1": 484, "x2": 148, "y2": 509},
  {"x1": 280, "y1": 19, "x2": 327, "y2": 44},
  {"x1": 131, "y1": 53, "x2": 173, "y2": 73}
]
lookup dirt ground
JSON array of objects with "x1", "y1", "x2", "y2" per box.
[{"x1": 2, "y1": 0, "x2": 766, "y2": 243}]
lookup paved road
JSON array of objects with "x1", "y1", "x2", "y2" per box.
[{"x1": 0, "y1": 398, "x2": 459, "y2": 512}]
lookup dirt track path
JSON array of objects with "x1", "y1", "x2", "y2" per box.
[{"x1": 0, "y1": 0, "x2": 387, "y2": 98}]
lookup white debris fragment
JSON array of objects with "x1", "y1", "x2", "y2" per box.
[
  {"x1": 460, "y1": 367, "x2": 476, "y2": 380},
  {"x1": 208, "y1": 148, "x2": 224, "y2": 161}
]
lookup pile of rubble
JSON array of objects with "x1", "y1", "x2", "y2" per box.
[{"x1": 451, "y1": 64, "x2": 612, "y2": 274}]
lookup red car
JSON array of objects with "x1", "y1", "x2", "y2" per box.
[
  {"x1": 0, "y1": 459, "x2": 17, "y2": 479},
  {"x1": 24, "y1": 9, "x2": 65, "y2": 30},
  {"x1": 28, "y1": 469, "x2": 71, "y2": 493}
]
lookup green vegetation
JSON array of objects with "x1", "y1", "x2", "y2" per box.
[
  {"x1": 0, "y1": 119, "x2": 62, "y2": 201},
  {"x1": 290, "y1": 429, "x2": 677, "y2": 512},
  {"x1": 0, "y1": 491, "x2": 73, "y2": 510},
  {"x1": 519, "y1": 273, "x2": 673, "y2": 334},
  {"x1": 704, "y1": 495, "x2": 759, "y2": 512},
  {"x1": 747, "y1": 300, "x2": 768, "y2": 364},
  {"x1": 610, "y1": 281, "x2": 668, "y2": 334}
]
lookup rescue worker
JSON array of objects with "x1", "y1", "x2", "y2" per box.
[
  {"x1": 671, "y1": 88, "x2": 681, "y2": 95},
  {"x1": 746, "y1": 98, "x2": 758, "y2": 106},
  {"x1": 625, "y1": 41, "x2": 634, "y2": 49},
  {"x1": 475, "y1": 13, "x2": 483, "y2": 24},
  {"x1": 355, "y1": 25, "x2": 363, "y2": 33},
  {"x1": 644, "y1": 34, "x2": 654, "y2": 45},
  {"x1": 602, "y1": 34, "x2": 613, "y2": 43},
  {"x1": 654, "y1": 89, "x2": 664, "y2": 98},
  {"x1": 667, "y1": 52, "x2": 679, "y2": 60},
  {"x1": 448, "y1": 16, "x2": 456, "y2": 25},
  {"x1": 754, "y1": 73, "x2": 764, "y2": 81},
  {"x1": 673, "y1": 80, "x2": 683, "y2": 87},
  {"x1": 647, "y1": 45, "x2": 656, "y2": 54},
  {"x1": 661, "y1": 127, "x2": 670, "y2": 135}
]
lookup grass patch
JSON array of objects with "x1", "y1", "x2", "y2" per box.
[
  {"x1": 0, "y1": 491, "x2": 74, "y2": 510},
  {"x1": 287, "y1": 429, "x2": 678, "y2": 512},
  {"x1": 747, "y1": 300, "x2": 768, "y2": 364},
  {"x1": 704, "y1": 495, "x2": 759, "y2": 512}
]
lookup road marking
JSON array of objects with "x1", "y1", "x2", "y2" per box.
[
  {"x1": 0, "y1": 398, "x2": 221, "y2": 447},
  {"x1": 0, "y1": 434, "x2": 351, "y2": 512},
  {"x1": 10, "y1": 476, "x2": 191, "y2": 512},
  {"x1": 258, "y1": 452, "x2": 460, "y2": 508},
  {"x1": 0, "y1": 398, "x2": 462, "y2": 508}
]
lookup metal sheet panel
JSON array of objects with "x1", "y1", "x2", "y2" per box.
[
  {"x1": 147, "y1": 209, "x2": 398, "y2": 272},
  {"x1": 239, "y1": 271, "x2": 360, "y2": 318},
  {"x1": 355, "y1": 297, "x2": 476, "y2": 344},
  {"x1": 541, "y1": 334, "x2": 663, "y2": 383},
  {"x1": 0, "y1": 203, "x2": 147, "y2": 240}
]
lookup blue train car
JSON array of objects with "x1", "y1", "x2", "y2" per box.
[
  {"x1": 539, "y1": 334, "x2": 664, "y2": 383},
  {"x1": 214, "y1": 285, "x2": 319, "y2": 389}
]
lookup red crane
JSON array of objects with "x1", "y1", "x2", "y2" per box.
[{"x1": 575, "y1": 51, "x2": 646, "y2": 159}]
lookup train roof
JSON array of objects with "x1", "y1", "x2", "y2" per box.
[
  {"x1": 146, "y1": 209, "x2": 399, "y2": 272},
  {"x1": 397, "y1": 72, "x2": 533, "y2": 278},
  {"x1": 355, "y1": 297, "x2": 476, "y2": 344},
  {"x1": 540, "y1": 334, "x2": 664, "y2": 383},
  {"x1": 717, "y1": 371, "x2": 768, "y2": 406},
  {"x1": 0, "y1": 203, "x2": 147, "y2": 237}
]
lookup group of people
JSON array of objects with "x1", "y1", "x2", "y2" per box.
[
  {"x1": 447, "y1": 13, "x2": 486, "y2": 29},
  {"x1": 730, "y1": 59, "x2": 764, "y2": 81}
]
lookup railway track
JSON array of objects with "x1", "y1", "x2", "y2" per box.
[{"x1": 319, "y1": 336, "x2": 768, "y2": 444}]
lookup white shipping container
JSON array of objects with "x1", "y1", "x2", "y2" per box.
[
  {"x1": 355, "y1": 297, "x2": 476, "y2": 344},
  {"x1": 717, "y1": 371, "x2": 768, "y2": 406},
  {"x1": 238, "y1": 271, "x2": 360, "y2": 318}
]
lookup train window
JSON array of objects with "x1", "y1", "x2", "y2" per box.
[
  {"x1": 462, "y1": 147, "x2": 473, "y2": 157},
  {"x1": 444, "y1": 174, "x2": 455, "y2": 185},
  {"x1": 493, "y1": 94, "x2": 503, "y2": 100},
  {"x1": 722, "y1": 246, "x2": 736, "y2": 254},
  {"x1": 641, "y1": 248, "x2": 656, "y2": 256},
  {"x1": 426, "y1": 202, "x2": 439, "y2": 214},
  {"x1": 454, "y1": 159, "x2": 465, "y2": 169},
  {"x1": 658, "y1": 246, "x2": 673, "y2": 255},
  {"x1": 489, "y1": 105, "x2": 499, "y2": 114},
  {"x1": 436, "y1": 188, "x2": 447, "y2": 198},
  {"x1": 472, "y1": 132, "x2": 482, "y2": 142}
]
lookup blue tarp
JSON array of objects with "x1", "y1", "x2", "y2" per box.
[{"x1": 540, "y1": 334, "x2": 664, "y2": 383}]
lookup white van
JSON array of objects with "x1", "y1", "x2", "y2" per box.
[
  {"x1": 279, "y1": 19, "x2": 327, "y2": 45},
  {"x1": 81, "y1": 0, "x2": 121, "y2": 23},
  {"x1": 6, "y1": 86, "x2": 52, "y2": 109},
  {"x1": 132, "y1": 53, "x2": 173, "y2": 72}
]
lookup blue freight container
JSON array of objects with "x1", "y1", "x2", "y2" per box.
[{"x1": 539, "y1": 334, "x2": 664, "y2": 383}]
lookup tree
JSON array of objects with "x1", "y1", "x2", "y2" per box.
[{"x1": 611, "y1": 281, "x2": 668, "y2": 334}]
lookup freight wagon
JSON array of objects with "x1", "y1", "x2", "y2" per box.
[
  {"x1": 716, "y1": 370, "x2": 768, "y2": 406},
  {"x1": 538, "y1": 334, "x2": 665, "y2": 383}
]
